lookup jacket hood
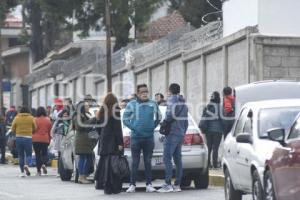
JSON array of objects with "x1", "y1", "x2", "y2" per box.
[
  {"x1": 18, "y1": 113, "x2": 32, "y2": 117},
  {"x1": 170, "y1": 95, "x2": 186, "y2": 103}
]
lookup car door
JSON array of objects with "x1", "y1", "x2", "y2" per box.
[
  {"x1": 226, "y1": 108, "x2": 249, "y2": 188},
  {"x1": 235, "y1": 110, "x2": 255, "y2": 190},
  {"x1": 271, "y1": 118, "x2": 300, "y2": 200}
]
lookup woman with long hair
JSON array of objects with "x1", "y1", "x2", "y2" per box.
[
  {"x1": 95, "y1": 93, "x2": 124, "y2": 194},
  {"x1": 32, "y1": 107, "x2": 52, "y2": 176},
  {"x1": 74, "y1": 101, "x2": 97, "y2": 184},
  {"x1": 199, "y1": 91, "x2": 224, "y2": 169},
  {"x1": 12, "y1": 106, "x2": 36, "y2": 177}
]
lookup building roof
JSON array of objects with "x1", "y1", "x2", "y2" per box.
[
  {"x1": 4, "y1": 14, "x2": 22, "y2": 28},
  {"x1": 139, "y1": 11, "x2": 187, "y2": 42}
]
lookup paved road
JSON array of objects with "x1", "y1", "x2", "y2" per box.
[{"x1": 0, "y1": 165, "x2": 251, "y2": 200}]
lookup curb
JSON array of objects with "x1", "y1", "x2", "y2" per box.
[
  {"x1": 209, "y1": 170, "x2": 224, "y2": 187},
  {"x1": 51, "y1": 160, "x2": 58, "y2": 168}
]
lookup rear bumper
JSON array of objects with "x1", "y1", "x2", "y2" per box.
[{"x1": 124, "y1": 145, "x2": 208, "y2": 178}]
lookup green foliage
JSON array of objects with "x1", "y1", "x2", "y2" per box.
[
  {"x1": 0, "y1": 0, "x2": 18, "y2": 25},
  {"x1": 169, "y1": 0, "x2": 222, "y2": 28},
  {"x1": 74, "y1": 0, "x2": 163, "y2": 51}
]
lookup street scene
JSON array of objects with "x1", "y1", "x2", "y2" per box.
[{"x1": 1, "y1": 0, "x2": 300, "y2": 200}]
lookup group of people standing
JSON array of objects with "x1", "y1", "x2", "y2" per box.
[
  {"x1": 0, "y1": 82, "x2": 235, "y2": 195},
  {"x1": 94, "y1": 83, "x2": 188, "y2": 194}
]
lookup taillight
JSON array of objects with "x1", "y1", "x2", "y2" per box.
[
  {"x1": 183, "y1": 132, "x2": 204, "y2": 145},
  {"x1": 123, "y1": 136, "x2": 131, "y2": 148}
]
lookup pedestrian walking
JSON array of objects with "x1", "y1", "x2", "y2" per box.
[
  {"x1": 94, "y1": 93, "x2": 124, "y2": 194},
  {"x1": 11, "y1": 106, "x2": 37, "y2": 177},
  {"x1": 74, "y1": 101, "x2": 97, "y2": 184},
  {"x1": 32, "y1": 107, "x2": 52, "y2": 176},
  {"x1": 123, "y1": 84, "x2": 161, "y2": 193},
  {"x1": 155, "y1": 93, "x2": 167, "y2": 106},
  {"x1": 222, "y1": 86, "x2": 235, "y2": 139},
  {"x1": 0, "y1": 116, "x2": 7, "y2": 164},
  {"x1": 199, "y1": 91, "x2": 224, "y2": 169},
  {"x1": 158, "y1": 84, "x2": 188, "y2": 193}
]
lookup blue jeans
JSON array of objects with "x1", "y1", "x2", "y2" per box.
[
  {"x1": 130, "y1": 137, "x2": 154, "y2": 186},
  {"x1": 16, "y1": 137, "x2": 32, "y2": 172},
  {"x1": 78, "y1": 154, "x2": 93, "y2": 176},
  {"x1": 163, "y1": 135, "x2": 183, "y2": 186}
]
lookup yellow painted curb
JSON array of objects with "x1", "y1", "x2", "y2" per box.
[
  {"x1": 51, "y1": 160, "x2": 58, "y2": 168},
  {"x1": 209, "y1": 174, "x2": 225, "y2": 187}
]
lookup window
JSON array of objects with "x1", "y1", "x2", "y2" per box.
[
  {"x1": 234, "y1": 108, "x2": 249, "y2": 136},
  {"x1": 258, "y1": 107, "x2": 300, "y2": 138},
  {"x1": 288, "y1": 118, "x2": 300, "y2": 140}
]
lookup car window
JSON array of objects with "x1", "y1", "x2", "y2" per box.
[
  {"x1": 289, "y1": 119, "x2": 300, "y2": 140},
  {"x1": 234, "y1": 108, "x2": 249, "y2": 136},
  {"x1": 259, "y1": 107, "x2": 300, "y2": 138},
  {"x1": 243, "y1": 111, "x2": 253, "y2": 134}
]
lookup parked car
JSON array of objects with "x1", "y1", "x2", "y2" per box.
[
  {"x1": 94, "y1": 105, "x2": 209, "y2": 189},
  {"x1": 264, "y1": 114, "x2": 300, "y2": 200},
  {"x1": 223, "y1": 99, "x2": 300, "y2": 200}
]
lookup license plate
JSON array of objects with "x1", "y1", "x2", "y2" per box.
[{"x1": 152, "y1": 156, "x2": 163, "y2": 166}]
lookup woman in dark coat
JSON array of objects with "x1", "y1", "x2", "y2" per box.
[
  {"x1": 199, "y1": 91, "x2": 224, "y2": 169},
  {"x1": 74, "y1": 101, "x2": 97, "y2": 184},
  {"x1": 94, "y1": 93, "x2": 124, "y2": 194}
]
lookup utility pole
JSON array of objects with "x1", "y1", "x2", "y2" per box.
[
  {"x1": 105, "y1": 0, "x2": 112, "y2": 92},
  {"x1": 0, "y1": 23, "x2": 4, "y2": 116}
]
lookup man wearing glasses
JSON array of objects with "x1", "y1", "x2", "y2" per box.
[{"x1": 123, "y1": 84, "x2": 161, "y2": 193}]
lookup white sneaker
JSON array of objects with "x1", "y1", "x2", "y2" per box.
[
  {"x1": 146, "y1": 184, "x2": 156, "y2": 193},
  {"x1": 157, "y1": 184, "x2": 174, "y2": 193},
  {"x1": 126, "y1": 185, "x2": 136, "y2": 193},
  {"x1": 19, "y1": 173, "x2": 26, "y2": 178},
  {"x1": 173, "y1": 185, "x2": 182, "y2": 192}
]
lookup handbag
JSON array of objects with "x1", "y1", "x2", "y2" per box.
[
  {"x1": 88, "y1": 127, "x2": 99, "y2": 140},
  {"x1": 159, "y1": 105, "x2": 185, "y2": 136},
  {"x1": 111, "y1": 155, "x2": 130, "y2": 179}
]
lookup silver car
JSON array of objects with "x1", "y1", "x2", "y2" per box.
[{"x1": 95, "y1": 106, "x2": 209, "y2": 189}]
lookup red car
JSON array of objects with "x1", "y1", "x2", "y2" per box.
[{"x1": 264, "y1": 116, "x2": 300, "y2": 200}]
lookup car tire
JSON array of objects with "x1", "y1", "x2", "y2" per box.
[
  {"x1": 264, "y1": 170, "x2": 277, "y2": 200},
  {"x1": 194, "y1": 168, "x2": 209, "y2": 189},
  {"x1": 58, "y1": 157, "x2": 73, "y2": 181},
  {"x1": 252, "y1": 170, "x2": 264, "y2": 200},
  {"x1": 224, "y1": 169, "x2": 242, "y2": 200},
  {"x1": 181, "y1": 177, "x2": 192, "y2": 188}
]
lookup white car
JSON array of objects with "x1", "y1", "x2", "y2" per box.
[
  {"x1": 95, "y1": 106, "x2": 209, "y2": 189},
  {"x1": 223, "y1": 99, "x2": 300, "y2": 200}
]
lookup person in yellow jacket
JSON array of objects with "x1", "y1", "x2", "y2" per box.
[{"x1": 12, "y1": 106, "x2": 37, "y2": 177}]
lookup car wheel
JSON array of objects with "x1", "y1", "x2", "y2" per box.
[
  {"x1": 194, "y1": 168, "x2": 209, "y2": 189},
  {"x1": 181, "y1": 177, "x2": 192, "y2": 188},
  {"x1": 252, "y1": 170, "x2": 264, "y2": 200},
  {"x1": 58, "y1": 157, "x2": 73, "y2": 181},
  {"x1": 264, "y1": 171, "x2": 277, "y2": 200},
  {"x1": 224, "y1": 169, "x2": 242, "y2": 200}
]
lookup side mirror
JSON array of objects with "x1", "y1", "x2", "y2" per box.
[
  {"x1": 236, "y1": 133, "x2": 252, "y2": 144},
  {"x1": 267, "y1": 128, "x2": 286, "y2": 146}
]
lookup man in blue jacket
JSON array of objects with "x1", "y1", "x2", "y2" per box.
[
  {"x1": 123, "y1": 84, "x2": 161, "y2": 193},
  {"x1": 158, "y1": 83, "x2": 188, "y2": 193}
]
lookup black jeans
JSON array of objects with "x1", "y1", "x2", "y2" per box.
[
  {"x1": 205, "y1": 133, "x2": 222, "y2": 168},
  {"x1": 0, "y1": 139, "x2": 6, "y2": 163},
  {"x1": 33, "y1": 142, "x2": 49, "y2": 172},
  {"x1": 130, "y1": 137, "x2": 154, "y2": 186}
]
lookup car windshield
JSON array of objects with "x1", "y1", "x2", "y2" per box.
[{"x1": 259, "y1": 107, "x2": 300, "y2": 138}]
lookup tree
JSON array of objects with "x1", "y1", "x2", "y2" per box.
[
  {"x1": 169, "y1": 0, "x2": 222, "y2": 28},
  {"x1": 20, "y1": 0, "x2": 76, "y2": 62},
  {"x1": 74, "y1": 0, "x2": 163, "y2": 51},
  {"x1": 0, "y1": 0, "x2": 17, "y2": 24}
]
